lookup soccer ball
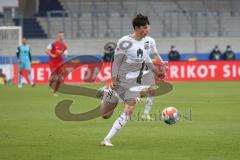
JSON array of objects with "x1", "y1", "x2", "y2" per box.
[{"x1": 161, "y1": 107, "x2": 180, "y2": 125}]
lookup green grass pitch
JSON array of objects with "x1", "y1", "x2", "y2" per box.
[{"x1": 0, "y1": 82, "x2": 240, "y2": 160}]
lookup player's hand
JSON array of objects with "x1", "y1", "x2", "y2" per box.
[
  {"x1": 162, "y1": 61, "x2": 168, "y2": 65},
  {"x1": 155, "y1": 65, "x2": 167, "y2": 81},
  {"x1": 110, "y1": 77, "x2": 118, "y2": 90},
  {"x1": 56, "y1": 49, "x2": 64, "y2": 54},
  {"x1": 154, "y1": 60, "x2": 168, "y2": 74},
  {"x1": 156, "y1": 60, "x2": 168, "y2": 67},
  {"x1": 51, "y1": 54, "x2": 56, "y2": 58}
]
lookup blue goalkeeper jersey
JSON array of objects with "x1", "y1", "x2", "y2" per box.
[{"x1": 16, "y1": 45, "x2": 32, "y2": 63}]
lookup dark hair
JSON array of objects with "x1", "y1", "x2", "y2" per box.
[
  {"x1": 132, "y1": 14, "x2": 150, "y2": 29},
  {"x1": 58, "y1": 31, "x2": 64, "y2": 34}
]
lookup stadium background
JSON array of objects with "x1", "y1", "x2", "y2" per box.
[
  {"x1": 1, "y1": 0, "x2": 240, "y2": 83},
  {"x1": 0, "y1": 1, "x2": 240, "y2": 160}
]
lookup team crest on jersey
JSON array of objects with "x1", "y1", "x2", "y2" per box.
[
  {"x1": 137, "y1": 48, "x2": 143, "y2": 58},
  {"x1": 144, "y1": 41, "x2": 150, "y2": 50}
]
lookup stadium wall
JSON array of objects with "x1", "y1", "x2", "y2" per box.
[
  {"x1": 1, "y1": 37, "x2": 240, "y2": 56},
  {"x1": 26, "y1": 37, "x2": 240, "y2": 55}
]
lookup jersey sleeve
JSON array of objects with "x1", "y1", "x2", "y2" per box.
[
  {"x1": 63, "y1": 44, "x2": 68, "y2": 55},
  {"x1": 63, "y1": 50, "x2": 68, "y2": 55},
  {"x1": 47, "y1": 43, "x2": 53, "y2": 50},
  {"x1": 150, "y1": 39, "x2": 158, "y2": 54},
  {"x1": 111, "y1": 38, "x2": 127, "y2": 78},
  {"x1": 114, "y1": 37, "x2": 128, "y2": 55},
  {"x1": 150, "y1": 38, "x2": 164, "y2": 62}
]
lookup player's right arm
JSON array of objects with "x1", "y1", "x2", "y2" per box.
[
  {"x1": 16, "y1": 46, "x2": 21, "y2": 63},
  {"x1": 111, "y1": 38, "x2": 126, "y2": 90},
  {"x1": 28, "y1": 47, "x2": 32, "y2": 62},
  {"x1": 146, "y1": 55, "x2": 166, "y2": 79},
  {"x1": 45, "y1": 43, "x2": 56, "y2": 58}
]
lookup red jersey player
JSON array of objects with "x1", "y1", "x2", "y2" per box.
[{"x1": 45, "y1": 31, "x2": 68, "y2": 96}]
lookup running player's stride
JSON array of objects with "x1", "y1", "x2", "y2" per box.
[
  {"x1": 45, "y1": 31, "x2": 68, "y2": 96},
  {"x1": 100, "y1": 14, "x2": 167, "y2": 147}
]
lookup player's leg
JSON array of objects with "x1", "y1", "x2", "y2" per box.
[
  {"x1": 26, "y1": 63, "x2": 35, "y2": 86},
  {"x1": 142, "y1": 94, "x2": 154, "y2": 120},
  {"x1": 49, "y1": 63, "x2": 62, "y2": 96},
  {"x1": 18, "y1": 64, "x2": 24, "y2": 88},
  {"x1": 50, "y1": 75, "x2": 60, "y2": 96},
  {"x1": 53, "y1": 62, "x2": 65, "y2": 95},
  {"x1": 100, "y1": 87, "x2": 119, "y2": 118},
  {"x1": 141, "y1": 71, "x2": 156, "y2": 120},
  {"x1": 100, "y1": 88, "x2": 119, "y2": 146},
  {"x1": 101, "y1": 98, "x2": 137, "y2": 147},
  {"x1": 53, "y1": 73, "x2": 63, "y2": 94},
  {"x1": 100, "y1": 100, "x2": 118, "y2": 119}
]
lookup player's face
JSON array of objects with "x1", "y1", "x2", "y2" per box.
[
  {"x1": 22, "y1": 38, "x2": 26, "y2": 45},
  {"x1": 146, "y1": 25, "x2": 151, "y2": 35},
  {"x1": 58, "y1": 33, "x2": 64, "y2": 42},
  {"x1": 135, "y1": 25, "x2": 150, "y2": 38}
]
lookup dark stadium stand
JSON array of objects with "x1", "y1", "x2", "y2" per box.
[
  {"x1": 11, "y1": 0, "x2": 64, "y2": 38},
  {"x1": 1, "y1": 0, "x2": 240, "y2": 38},
  {"x1": 38, "y1": 0, "x2": 64, "y2": 16},
  {"x1": 13, "y1": 18, "x2": 47, "y2": 38}
]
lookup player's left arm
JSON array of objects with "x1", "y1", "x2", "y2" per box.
[
  {"x1": 16, "y1": 47, "x2": 21, "y2": 63},
  {"x1": 151, "y1": 39, "x2": 167, "y2": 65},
  {"x1": 63, "y1": 50, "x2": 68, "y2": 58},
  {"x1": 63, "y1": 45, "x2": 68, "y2": 58},
  {"x1": 146, "y1": 54, "x2": 166, "y2": 80},
  {"x1": 146, "y1": 56, "x2": 162, "y2": 76},
  {"x1": 111, "y1": 39, "x2": 126, "y2": 90}
]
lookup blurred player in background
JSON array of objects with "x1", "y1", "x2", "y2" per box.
[
  {"x1": 16, "y1": 37, "x2": 35, "y2": 88},
  {"x1": 0, "y1": 68, "x2": 7, "y2": 84},
  {"x1": 45, "y1": 31, "x2": 68, "y2": 96},
  {"x1": 100, "y1": 14, "x2": 167, "y2": 147}
]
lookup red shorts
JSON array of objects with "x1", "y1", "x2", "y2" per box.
[{"x1": 49, "y1": 61, "x2": 63, "y2": 75}]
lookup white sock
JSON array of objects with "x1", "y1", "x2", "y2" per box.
[
  {"x1": 143, "y1": 96, "x2": 153, "y2": 115},
  {"x1": 104, "y1": 112, "x2": 129, "y2": 140}
]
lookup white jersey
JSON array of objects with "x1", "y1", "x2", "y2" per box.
[
  {"x1": 115, "y1": 35, "x2": 157, "y2": 64},
  {"x1": 112, "y1": 35, "x2": 157, "y2": 89},
  {"x1": 145, "y1": 36, "x2": 158, "y2": 54}
]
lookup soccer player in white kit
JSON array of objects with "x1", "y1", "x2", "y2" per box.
[{"x1": 100, "y1": 14, "x2": 166, "y2": 147}]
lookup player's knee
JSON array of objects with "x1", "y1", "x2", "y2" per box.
[
  {"x1": 102, "y1": 115, "x2": 111, "y2": 119},
  {"x1": 147, "y1": 98, "x2": 153, "y2": 106},
  {"x1": 100, "y1": 100, "x2": 117, "y2": 118},
  {"x1": 126, "y1": 109, "x2": 133, "y2": 115},
  {"x1": 101, "y1": 112, "x2": 113, "y2": 119},
  {"x1": 148, "y1": 86, "x2": 157, "y2": 95},
  {"x1": 125, "y1": 99, "x2": 137, "y2": 106}
]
